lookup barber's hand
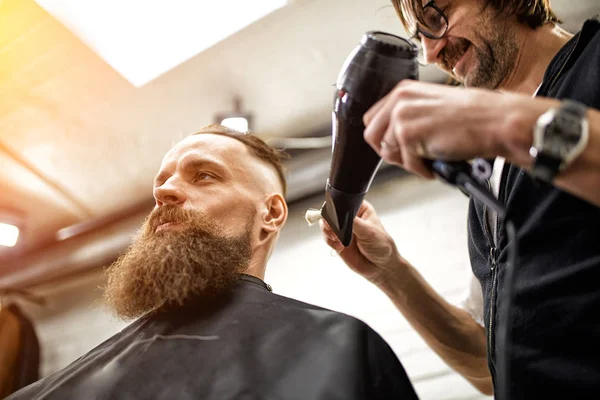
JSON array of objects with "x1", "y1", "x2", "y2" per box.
[
  {"x1": 320, "y1": 200, "x2": 405, "y2": 285},
  {"x1": 362, "y1": 80, "x2": 537, "y2": 177}
]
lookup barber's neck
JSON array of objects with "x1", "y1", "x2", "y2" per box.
[{"x1": 500, "y1": 23, "x2": 573, "y2": 96}]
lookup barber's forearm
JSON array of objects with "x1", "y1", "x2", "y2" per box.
[
  {"x1": 377, "y1": 255, "x2": 493, "y2": 395},
  {"x1": 502, "y1": 101, "x2": 600, "y2": 207}
]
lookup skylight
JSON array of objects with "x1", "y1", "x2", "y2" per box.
[{"x1": 35, "y1": 0, "x2": 287, "y2": 87}]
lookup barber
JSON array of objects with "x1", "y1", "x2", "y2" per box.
[{"x1": 322, "y1": 1, "x2": 600, "y2": 398}]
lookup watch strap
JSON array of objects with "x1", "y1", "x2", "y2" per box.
[{"x1": 531, "y1": 151, "x2": 562, "y2": 182}]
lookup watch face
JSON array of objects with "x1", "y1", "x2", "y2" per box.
[{"x1": 544, "y1": 114, "x2": 582, "y2": 158}]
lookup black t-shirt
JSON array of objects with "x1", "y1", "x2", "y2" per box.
[
  {"x1": 468, "y1": 16, "x2": 600, "y2": 399},
  {"x1": 7, "y1": 275, "x2": 418, "y2": 400}
]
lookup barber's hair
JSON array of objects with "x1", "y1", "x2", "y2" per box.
[
  {"x1": 190, "y1": 124, "x2": 289, "y2": 196},
  {"x1": 393, "y1": 0, "x2": 561, "y2": 32}
]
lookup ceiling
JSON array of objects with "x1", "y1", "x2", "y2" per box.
[{"x1": 0, "y1": 0, "x2": 598, "y2": 276}]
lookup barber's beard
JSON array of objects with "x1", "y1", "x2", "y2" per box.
[
  {"x1": 104, "y1": 206, "x2": 253, "y2": 320},
  {"x1": 468, "y1": 26, "x2": 518, "y2": 89},
  {"x1": 441, "y1": 16, "x2": 518, "y2": 89}
]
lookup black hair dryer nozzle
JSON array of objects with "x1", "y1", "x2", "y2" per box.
[{"x1": 321, "y1": 31, "x2": 419, "y2": 246}]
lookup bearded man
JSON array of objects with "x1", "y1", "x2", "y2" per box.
[{"x1": 7, "y1": 125, "x2": 418, "y2": 400}]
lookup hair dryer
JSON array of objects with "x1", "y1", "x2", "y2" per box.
[
  {"x1": 320, "y1": 31, "x2": 504, "y2": 246},
  {"x1": 319, "y1": 32, "x2": 418, "y2": 246}
]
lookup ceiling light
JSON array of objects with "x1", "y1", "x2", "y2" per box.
[
  {"x1": 221, "y1": 117, "x2": 249, "y2": 133},
  {"x1": 35, "y1": 0, "x2": 287, "y2": 87},
  {"x1": 0, "y1": 223, "x2": 19, "y2": 248},
  {"x1": 215, "y1": 96, "x2": 253, "y2": 132}
]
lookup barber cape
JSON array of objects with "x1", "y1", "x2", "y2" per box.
[{"x1": 8, "y1": 275, "x2": 417, "y2": 400}]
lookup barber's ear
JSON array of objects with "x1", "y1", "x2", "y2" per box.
[{"x1": 261, "y1": 193, "x2": 288, "y2": 233}]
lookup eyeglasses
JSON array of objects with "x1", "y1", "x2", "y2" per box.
[
  {"x1": 410, "y1": 0, "x2": 449, "y2": 63},
  {"x1": 415, "y1": 0, "x2": 449, "y2": 39}
]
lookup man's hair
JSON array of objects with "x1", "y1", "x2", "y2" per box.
[
  {"x1": 190, "y1": 124, "x2": 289, "y2": 196},
  {"x1": 392, "y1": 0, "x2": 560, "y2": 32}
]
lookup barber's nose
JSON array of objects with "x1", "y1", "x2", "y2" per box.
[
  {"x1": 154, "y1": 177, "x2": 186, "y2": 207},
  {"x1": 421, "y1": 36, "x2": 447, "y2": 65}
]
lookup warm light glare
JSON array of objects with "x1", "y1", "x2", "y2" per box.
[
  {"x1": 0, "y1": 223, "x2": 19, "y2": 247},
  {"x1": 35, "y1": 0, "x2": 287, "y2": 87},
  {"x1": 221, "y1": 117, "x2": 249, "y2": 133}
]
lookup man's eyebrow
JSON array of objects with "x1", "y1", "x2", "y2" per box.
[{"x1": 180, "y1": 157, "x2": 229, "y2": 175}]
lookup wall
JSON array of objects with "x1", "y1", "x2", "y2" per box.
[{"x1": 14, "y1": 175, "x2": 490, "y2": 400}]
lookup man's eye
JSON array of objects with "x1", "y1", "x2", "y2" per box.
[{"x1": 193, "y1": 172, "x2": 213, "y2": 182}]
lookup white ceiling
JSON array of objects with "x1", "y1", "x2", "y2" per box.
[{"x1": 0, "y1": 0, "x2": 598, "y2": 268}]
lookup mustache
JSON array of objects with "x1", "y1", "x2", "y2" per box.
[
  {"x1": 440, "y1": 38, "x2": 471, "y2": 72},
  {"x1": 146, "y1": 206, "x2": 198, "y2": 232}
]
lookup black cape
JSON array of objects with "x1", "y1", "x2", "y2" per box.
[{"x1": 8, "y1": 275, "x2": 418, "y2": 400}]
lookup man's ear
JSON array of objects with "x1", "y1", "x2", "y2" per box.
[{"x1": 261, "y1": 193, "x2": 288, "y2": 234}]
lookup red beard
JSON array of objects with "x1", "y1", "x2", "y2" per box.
[{"x1": 104, "y1": 206, "x2": 253, "y2": 320}]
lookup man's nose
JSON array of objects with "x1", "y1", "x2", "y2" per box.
[
  {"x1": 153, "y1": 177, "x2": 186, "y2": 207},
  {"x1": 421, "y1": 36, "x2": 447, "y2": 65}
]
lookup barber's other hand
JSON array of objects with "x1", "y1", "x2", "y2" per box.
[{"x1": 320, "y1": 200, "x2": 405, "y2": 285}]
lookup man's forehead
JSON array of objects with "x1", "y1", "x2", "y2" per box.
[{"x1": 163, "y1": 133, "x2": 249, "y2": 164}]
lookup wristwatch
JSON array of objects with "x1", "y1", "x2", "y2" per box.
[{"x1": 529, "y1": 99, "x2": 589, "y2": 182}]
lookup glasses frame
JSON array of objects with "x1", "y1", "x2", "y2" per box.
[{"x1": 414, "y1": 0, "x2": 449, "y2": 40}]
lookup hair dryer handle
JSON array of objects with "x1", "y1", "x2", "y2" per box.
[
  {"x1": 426, "y1": 159, "x2": 507, "y2": 217},
  {"x1": 425, "y1": 160, "x2": 472, "y2": 185}
]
